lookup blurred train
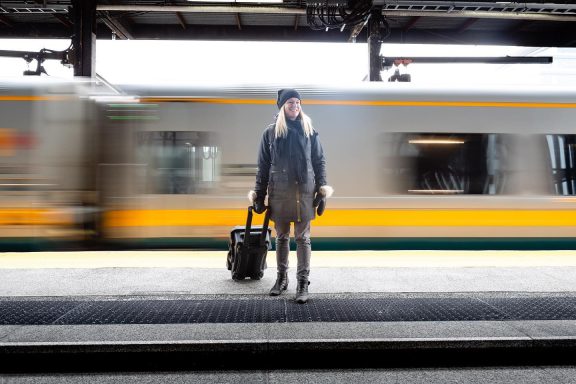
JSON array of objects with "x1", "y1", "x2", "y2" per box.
[{"x1": 2, "y1": 77, "x2": 576, "y2": 251}]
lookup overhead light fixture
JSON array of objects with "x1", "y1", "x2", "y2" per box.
[
  {"x1": 408, "y1": 139, "x2": 465, "y2": 145},
  {"x1": 187, "y1": 0, "x2": 282, "y2": 3},
  {"x1": 408, "y1": 189, "x2": 464, "y2": 194}
]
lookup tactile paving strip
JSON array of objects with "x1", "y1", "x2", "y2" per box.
[
  {"x1": 482, "y1": 297, "x2": 576, "y2": 320},
  {"x1": 52, "y1": 299, "x2": 286, "y2": 325},
  {"x1": 0, "y1": 300, "x2": 81, "y2": 325},
  {"x1": 287, "y1": 298, "x2": 506, "y2": 322},
  {"x1": 1, "y1": 296, "x2": 576, "y2": 325}
]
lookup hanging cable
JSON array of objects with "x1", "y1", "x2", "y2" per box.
[
  {"x1": 306, "y1": 0, "x2": 374, "y2": 31},
  {"x1": 368, "y1": 8, "x2": 391, "y2": 41}
]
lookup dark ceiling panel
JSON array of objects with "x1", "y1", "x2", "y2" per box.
[
  {"x1": 235, "y1": 14, "x2": 301, "y2": 27},
  {"x1": 0, "y1": 13, "x2": 62, "y2": 24},
  {"x1": 457, "y1": 18, "x2": 510, "y2": 32},
  {"x1": 401, "y1": 16, "x2": 463, "y2": 30},
  {"x1": 0, "y1": 1, "x2": 574, "y2": 47}
]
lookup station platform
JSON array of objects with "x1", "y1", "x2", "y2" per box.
[{"x1": 1, "y1": 250, "x2": 576, "y2": 372}]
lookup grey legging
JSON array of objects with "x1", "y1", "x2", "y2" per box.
[{"x1": 274, "y1": 220, "x2": 311, "y2": 279}]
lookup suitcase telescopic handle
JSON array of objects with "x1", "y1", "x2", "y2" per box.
[
  {"x1": 244, "y1": 206, "x2": 271, "y2": 248},
  {"x1": 260, "y1": 207, "x2": 270, "y2": 247},
  {"x1": 244, "y1": 206, "x2": 254, "y2": 246}
]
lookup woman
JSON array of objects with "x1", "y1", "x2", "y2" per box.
[{"x1": 249, "y1": 88, "x2": 333, "y2": 304}]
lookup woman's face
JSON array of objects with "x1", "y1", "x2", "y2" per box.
[{"x1": 283, "y1": 97, "x2": 301, "y2": 120}]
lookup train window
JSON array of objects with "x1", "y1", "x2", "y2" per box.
[
  {"x1": 545, "y1": 135, "x2": 576, "y2": 195},
  {"x1": 136, "y1": 131, "x2": 219, "y2": 194},
  {"x1": 393, "y1": 133, "x2": 504, "y2": 195}
]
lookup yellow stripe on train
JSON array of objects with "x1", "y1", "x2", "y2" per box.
[
  {"x1": 0, "y1": 209, "x2": 72, "y2": 225},
  {"x1": 0, "y1": 96, "x2": 71, "y2": 101},
  {"x1": 102, "y1": 209, "x2": 576, "y2": 228},
  {"x1": 138, "y1": 97, "x2": 576, "y2": 109},
  {"x1": 4, "y1": 95, "x2": 576, "y2": 109}
]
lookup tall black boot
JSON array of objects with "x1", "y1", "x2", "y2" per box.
[
  {"x1": 295, "y1": 278, "x2": 310, "y2": 304},
  {"x1": 269, "y1": 272, "x2": 288, "y2": 296}
]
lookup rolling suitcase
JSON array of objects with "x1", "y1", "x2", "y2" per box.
[{"x1": 226, "y1": 206, "x2": 272, "y2": 281}]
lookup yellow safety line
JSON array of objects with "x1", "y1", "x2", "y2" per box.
[
  {"x1": 102, "y1": 209, "x2": 576, "y2": 228},
  {"x1": 3, "y1": 250, "x2": 576, "y2": 269},
  {"x1": 139, "y1": 97, "x2": 576, "y2": 109}
]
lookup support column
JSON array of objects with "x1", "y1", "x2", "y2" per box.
[
  {"x1": 71, "y1": 0, "x2": 97, "y2": 78},
  {"x1": 367, "y1": 7, "x2": 383, "y2": 82}
]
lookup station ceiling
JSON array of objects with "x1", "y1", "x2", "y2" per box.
[{"x1": 0, "y1": 1, "x2": 575, "y2": 47}]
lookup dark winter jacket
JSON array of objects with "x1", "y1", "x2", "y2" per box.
[{"x1": 254, "y1": 121, "x2": 327, "y2": 223}]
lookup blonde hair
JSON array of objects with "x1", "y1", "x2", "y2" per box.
[{"x1": 274, "y1": 107, "x2": 314, "y2": 139}]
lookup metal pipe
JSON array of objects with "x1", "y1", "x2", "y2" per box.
[
  {"x1": 96, "y1": 5, "x2": 306, "y2": 15},
  {"x1": 95, "y1": 4, "x2": 576, "y2": 21},
  {"x1": 0, "y1": 49, "x2": 64, "y2": 61},
  {"x1": 382, "y1": 56, "x2": 554, "y2": 66},
  {"x1": 377, "y1": 1, "x2": 576, "y2": 12},
  {"x1": 381, "y1": 10, "x2": 576, "y2": 22}
]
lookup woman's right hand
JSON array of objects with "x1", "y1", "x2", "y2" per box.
[{"x1": 253, "y1": 199, "x2": 266, "y2": 214}]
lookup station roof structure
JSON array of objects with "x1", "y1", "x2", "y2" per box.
[{"x1": 0, "y1": 1, "x2": 575, "y2": 47}]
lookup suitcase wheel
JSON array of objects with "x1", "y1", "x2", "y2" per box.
[
  {"x1": 232, "y1": 272, "x2": 244, "y2": 281},
  {"x1": 250, "y1": 271, "x2": 264, "y2": 280},
  {"x1": 226, "y1": 250, "x2": 232, "y2": 271},
  {"x1": 226, "y1": 240, "x2": 234, "y2": 270}
]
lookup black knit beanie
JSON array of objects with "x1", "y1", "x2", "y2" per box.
[{"x1": 276, "y1": 88, "x2": 301, "y2": 109}]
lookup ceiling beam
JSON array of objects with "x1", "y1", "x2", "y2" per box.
[
  {"x1": 52, "y1": 13, "x2": 73, "y2": 28},
  {"x1": 235, "y1": 14, "x2": 242, "y2": 30},
  {"x1": 402, "y1": 16, "x2": 420, "y2": 32},
  {"x1": 457, "y1": 18, "x2": 479, "y2": 33},
  {"x1": 348, "y1": 23, "x2": 365, "y2": 42},
  {"x1": 98, "y1": 5, "x2": 303, "y2": 15},
  {"x1": 0, "y1": 15, "x2": 13, "y2": 27},
  {"x1": 508, "y1": 20, "x2": 533, "y2": 33},
  {"x1": 175, "y1": 12, "x2": 187, "y2": 30},
  {"x1": 2, "y1": 22, "x2": 573, "y2": 47},
  {"x1": 99, "y1": 12, "x2": 134, "y2": 40},
  {"x1": 96, "y1": 4, "x2": 576, "y2": 22},
  {"x1": 31, "y1": 0, "x2": 71, "y2": 26}
]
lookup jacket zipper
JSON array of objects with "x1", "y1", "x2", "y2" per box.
[{"x1": 296, "y1": 182, "x2": 301, "y2": 222}]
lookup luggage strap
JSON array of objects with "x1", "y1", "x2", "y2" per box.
[{"x1": 244, "y1": 206, "x2": 270, "y2": 247}]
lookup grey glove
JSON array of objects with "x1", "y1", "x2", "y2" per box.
[
  {"x1": 248, "y1": 190, "x2": 266, "y2": 214},
  {"x1": 314, "y1": 185, "x2": 333, "y2": 216},
  {"x1": 316, "y1": 197, "x2": 326, "y2": 216},
  {"x1": 313, "y1": 192, "x2": 325, "y2": 216},
  {"x1": 253, "y1": 198, "x2": 266, "y2": 214}
]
